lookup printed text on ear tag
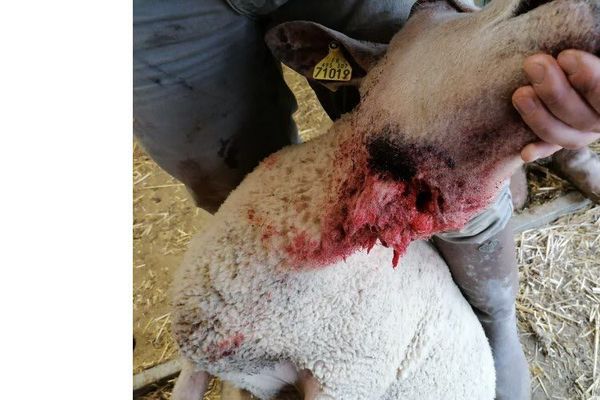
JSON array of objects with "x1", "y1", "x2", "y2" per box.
[{"x1": 312, "y1": 42, "x2": 352, "y2": 82}]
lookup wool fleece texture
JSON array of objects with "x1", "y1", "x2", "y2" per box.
[{"x1": 172, "y1": 0, "x2": 600, "y2": 398}]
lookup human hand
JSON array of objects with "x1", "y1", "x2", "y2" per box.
[{"x1": 512, "y1": 50, "x2": 600, "y2": 162}]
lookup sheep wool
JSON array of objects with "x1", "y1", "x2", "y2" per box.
[{"x1": 172, "y1": 121, "x2": 495, "y2": 399}]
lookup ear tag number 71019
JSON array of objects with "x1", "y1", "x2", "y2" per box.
[{"x1": 312, "y1": 42, "x2": 353, "y2": 82}]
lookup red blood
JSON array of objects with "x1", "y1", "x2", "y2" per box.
[
  {"x1": 210, "y1": 332, "x2": 245, "y2": 360},
  {"x1": 366, "y1": 236, "x2": 377, "y2": 254},
  {"x1": 392, "y1": 250, "x2": 400, "y2": 269},
  {"x1": 261, "y1": 224, "x2": 276, "y2": 242},
  {"x1": 410, "y1": 213, "x2": 434, "y2": 234},
  {"x1": 280, "y1": 132, "x2": 500, "y2": 269},
  {"x1": 262, "y1": 154, "x2": 279, "y2": 169},
  {"x1": 271, "y1": 110, "x2": 536, "y2": 270}
]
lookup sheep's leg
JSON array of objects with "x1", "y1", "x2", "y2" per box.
[
  {"x1": 509, "y1": 166, "x2": 528, "y2": 210},
  {"x1": 549, "y1": 147, "x2": 600, "y2": 203},
  {"x1": 172, "y1": 359, "x2": 211, "y2": 400},
  {"x1": 221, "y1": 382, "x2": 253, "y2": 399},
  {"x1": 433, "y1": 221, "x2": 530, "y2": 400},
  {"x1": 298, "y1": 370, "x2": 333, "y2": 400}
]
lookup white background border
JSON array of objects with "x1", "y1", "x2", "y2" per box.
[{"x1": 0, "y1": 1, "x2": 133, "y2": 398}]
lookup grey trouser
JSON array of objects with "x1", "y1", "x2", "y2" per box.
[
  {"x1": 133, "y1": 0, "x2": 511, "y2": 242},
  {"x1": 437, "y1": 183, "x2": 513, "y2": 244},
  {"x1": 134, "y1": 0, "x2": 298, "y2": 212}
]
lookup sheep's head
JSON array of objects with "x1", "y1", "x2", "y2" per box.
[
  {"x1": 359, "y1": 0, "x2": 599, "y2": 190},
  {"x1": 266, "y1": 0, "x2": 600, "y2": 266}
]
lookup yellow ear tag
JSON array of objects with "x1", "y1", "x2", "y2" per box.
[{"x1": 312, "y1": 42, "x2": 352, "y2": 81}]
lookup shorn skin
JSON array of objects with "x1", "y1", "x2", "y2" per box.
[{"x1": 172, "y1": 0, "x2": 600, "y2": 399}]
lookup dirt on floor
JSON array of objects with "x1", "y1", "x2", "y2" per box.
[
  {"x1": 133, "y1": 142, "x2": 212, "y2": 373},
  {"x1": 133, "y1": 67, "x2": 600, "y2": 399}
]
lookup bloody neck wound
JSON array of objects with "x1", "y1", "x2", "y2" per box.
[{"x1": 283, "y1": 127, "x2": 497, "y2": 268}]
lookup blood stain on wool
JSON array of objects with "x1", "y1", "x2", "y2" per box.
[
  {"x1": 262, "y1": 154, "x2": 279, "y2": 169},
  {"x1": 280, "y1": 129, "x2": 496, "y2": 269},
  {"x1": 261, "y1": 224, "x2": 277, "y2": 242},
  {"x1": 210, "y1": 332, "x2": 245, "y2": 361}
]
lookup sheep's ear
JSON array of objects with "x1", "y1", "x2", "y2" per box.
[{"x1": 265, "y1": 21, "x2": 387, "y2": 91}]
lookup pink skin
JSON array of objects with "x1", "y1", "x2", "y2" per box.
[
  {"x1": 514, "y1": 50, "x2": 600, "y2": 162},
  {"x1": 171, "y1": 361, "x2": 211, "y2": 400}
]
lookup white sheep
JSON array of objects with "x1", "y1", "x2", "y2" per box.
[{"x1": 171, "y1": 0, "x2": 600, "y2": 398}]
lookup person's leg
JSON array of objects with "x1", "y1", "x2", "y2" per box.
[
  {"x1": 434, "y1": 186, "x2": 530, "y2": 400},
  {"x1": 134, "y1": 0, "x2": 297, "y2": 213},
  {"x1": 550, "y1": 146, "x2": 600, "y2": 203}
]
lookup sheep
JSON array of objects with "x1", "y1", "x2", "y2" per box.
[{"x1": 171, "y1": 0, "x2": 600, "y2": 399}]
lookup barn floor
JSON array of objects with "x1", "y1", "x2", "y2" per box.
[{"x1": 133, "y1": 68, "x2": 600, "y2": 400}]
